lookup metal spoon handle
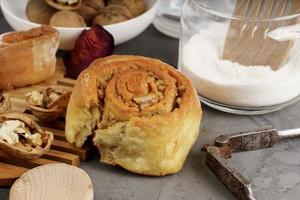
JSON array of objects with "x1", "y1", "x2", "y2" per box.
[{"x1": 277, "y1": 128, "x2": 300, "y2": 139}]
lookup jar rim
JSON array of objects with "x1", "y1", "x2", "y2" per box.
[{"x1": 191, "y1": 0, "x2": 300, "y2": 22}]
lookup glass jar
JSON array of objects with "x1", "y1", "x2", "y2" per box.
[
  {"x1": 179, "y1": 0, "x2": 300, "y2": 114},
  {"x1": 153, "y1": 0, "x2": 185, "y2": 38}
]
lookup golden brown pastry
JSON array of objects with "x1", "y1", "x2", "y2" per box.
[
  {"x1": 45, "y1": 0, "x2": 82, "y2": 10},
  {"x1": 65, "y1": 55, "x2": 202, "y2": 176},
  {"x1": 50, "y1": 11, "x2": 87, "y2": 27},
  {"x1": 0, "y1": 113, "x2": 54, "y2": 160},
  {"x1": 0, "y1": 26, "x2": 59, "y2": 90},
  {"x1": 78, "y1": 0, "x2": 105, "y2": 23},
  {"x1": 0, "y1": 93, "x2": 11, "y2": 114},
  {"x1": 26, "y1": 0, "x2": 56, "y2": 24},
  {"x1": 26, "y1": 87, "x2": 71, "y2": 122},
  {"x1": 92, "y1": 6, "x2": 131, "y2": 25},
  {"x1": 108, "y1": 0, "x2": 146, "y2": 17}
]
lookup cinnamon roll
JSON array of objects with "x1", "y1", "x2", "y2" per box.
[{"x1": 66, "y1": 55, "x2": 202, "y2": 176}]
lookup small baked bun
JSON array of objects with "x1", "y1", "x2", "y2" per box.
[
  {"x1": 0, "y1": 26, "x2": 59, "y2": 90},
  {"x1": 65, "y1": 55, "x2": 202, "y2": 176}
]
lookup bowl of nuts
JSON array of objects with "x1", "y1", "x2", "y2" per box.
[{"x1": 1, "y1": 0, "x2": 158, "y2": 50}]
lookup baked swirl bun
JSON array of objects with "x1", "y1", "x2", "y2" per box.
[{"x1": 66, "y1": 55, "x2": 202, "y2": 176}]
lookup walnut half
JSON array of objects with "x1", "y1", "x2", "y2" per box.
[
  {"x1": 26, "y1": 87, "x2": 71, "y2": 122},
  {"x1": 0, "y1": 113, "x2": 53, "y2": 160},
  {"x1": 133, "y1": 93, "x2": 157, "y2": 110},
  {"x1": 0, "y1": 93, "x2": 11, "y2": 114},
  {"x1": 45, "y1": 0, "x2": 81, "y2": 10}
]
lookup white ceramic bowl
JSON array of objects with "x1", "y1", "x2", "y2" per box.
[{"x1": 0, "y1": 0, "x2": 158, "y2": 50}]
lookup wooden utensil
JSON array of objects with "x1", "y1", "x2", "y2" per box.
[
  {"x1": 223, "y1": 0, "x2": 300, "y2": 70},
  {"x1": 9, "y1": 164, "x2": 93, "y2": 200}
]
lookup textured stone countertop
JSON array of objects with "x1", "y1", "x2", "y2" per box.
[{"x1": 1, "y1": 12, "x2": 300, "y2": 200}]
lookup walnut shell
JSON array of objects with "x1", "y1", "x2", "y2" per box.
[
  {"x1": 105, "y1": 4, "x2": 133, "y2": 19},
  {"x1": 26, "y1": 0, "x2": 56, "y2": 24},
  {"x1": 28, "y1": 105, "x2": 66, "y2": 123},
  {"x1": 45, "y1": 0, "x2": 82, "y2": 10},
  {"x1": 26, "y1": 87, "x2": 71, "y2": 122},
  {"x1": 0, "y1": 113, "x2": 54, "y2": 160},
  {"x1": 0, "y1": 94, "x2": 11, "y2": 114},
  {"x1": 50, "y1": 11, "x2": 87, "y2": 27},
  {"x1": 92, "y1": 6, "x2": 131, "y2": 25},
  {"x1": 78, "y1": 0, "x2": 105, "y2": 24},
  {"x1": 108, "y1": 0, "x2": 146, "y2": 17}
]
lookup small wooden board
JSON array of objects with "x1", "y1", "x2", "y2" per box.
[{"x1": 0, "y1": 59, "x2": 95, "y2": 187}]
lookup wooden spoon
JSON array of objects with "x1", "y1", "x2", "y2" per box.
[{"x1": 10, "y1": 164, "x2": 93, "y2": 200}]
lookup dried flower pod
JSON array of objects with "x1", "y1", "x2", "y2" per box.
[
  {"x1": 63, "y1": 24, "x2": 114, "y2": 79},
  {"x1": 50, "y1": 11, "x2": 87, "y2": 27},
  {"x1": 78, "y1": 0, "x2": 105, "y2": 24},
  {"x1": 45, "y1": 0, "x2": 82, "y2": 10},
  {"x1": 26, "y1": 0, "x2": 57, "y2": 24},
  {"x1": 0, "y1": 93, "x2": 11, "y2": 114},
  {"x1": 108, "y1": 0, "x2": 146, "y2": 17},
  {"x1": 26, "y1": 87, "x2": 71, "y2": 122},
  {"x1": 0, "y1": 112, "x2": 54, "y2": 160}
]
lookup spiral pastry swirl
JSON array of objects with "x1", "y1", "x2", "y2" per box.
[{"x1": 66, "y1": 55, "x2": 201, "y2": 175}]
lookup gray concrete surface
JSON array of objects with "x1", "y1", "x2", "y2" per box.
[{"x1": 1, "y1": 11, "x2": 300, "y2": 200}]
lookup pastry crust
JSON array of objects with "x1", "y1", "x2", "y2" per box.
[
  {"x1": 65, "y1": 55, "x2": 202, "y2": 176},
  {"x1": 0, "y1": 26, "x2": 59, "y2": 90}
]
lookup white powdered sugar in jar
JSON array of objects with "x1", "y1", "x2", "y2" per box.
[{"x1": 181, "y1": 22, "x2": 300, "y2": 107}]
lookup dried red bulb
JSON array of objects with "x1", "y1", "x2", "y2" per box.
[{"x1": 64, "y1": 24, "x2": 114, "y2": 79}]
